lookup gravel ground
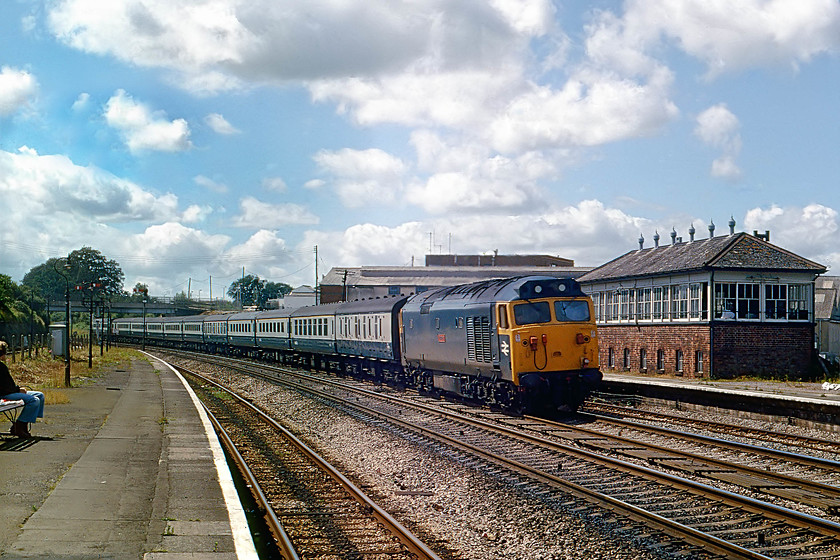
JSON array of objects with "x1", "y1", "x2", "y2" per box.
[{"x1": 197, "y1": 365, "x2": 713, "y2": 560}]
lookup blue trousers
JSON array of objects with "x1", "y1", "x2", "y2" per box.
[{"x1": 2, "y1": 391, "x2": 45, "y2": 423}]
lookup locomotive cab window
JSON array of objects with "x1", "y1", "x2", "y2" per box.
[
  {"x1": 513, "y1": 301, "x2": 551, "y2": 325},
  {"x1": 554, "y1": 300, "x2": 590, "y2": 322}
]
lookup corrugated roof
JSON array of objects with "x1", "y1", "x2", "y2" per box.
[
  {"x1": 579, "y1": 233, "x2": 826, "y2": 283},
  {"x1": 816, "y1": 275, "x2": 840, "y2": 321}
]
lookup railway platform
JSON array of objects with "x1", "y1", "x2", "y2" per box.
[
  {"x1": 600, "y1": 372, "x2": 840, "y2": 431},
  {"x1": 0, "y1": 354, "x2": 258, "y2": 559}
]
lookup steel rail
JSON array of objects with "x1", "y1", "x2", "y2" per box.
[
  {"x1": 261, "y1": 369, "x2": 777, "y2": 559},
  {"x1": 577, "y1": 410, "x2": 840, "y2": 471},
  {"x1": 270, "y1": 370, "x2": 840, "y2": 538},
  {"x1": 519, "y1": 413, "x2": 840, "y2": 510},
  {"x1": 585, "y1": 401, "x2": 839, "y2": 455},
  {"x1": 179, "y1": 364, "x2": 444, "y2": 560},
  {"x1": 203, "y1": 400, "x2": 300, "y2": 560},
  {"x1": 155, "y1": 350, "x2": 840, "y2": 557}
]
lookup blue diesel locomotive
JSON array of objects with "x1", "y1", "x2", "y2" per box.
[{"x1": 112, "y1": 275, "x2": 600, "y2": 413}]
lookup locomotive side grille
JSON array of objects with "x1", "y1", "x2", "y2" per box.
[
  {"x1": 466, "y1": 316, "x2": 492, "y2": 363},
  {"x1": 480, "y1": 317, "x2": 492, "y2": 362},
  {"x1": 466, "y1": 317, "x2": 477, "y2": 362}
]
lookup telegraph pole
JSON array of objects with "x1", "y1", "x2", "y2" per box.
[{"x1": 314, "y1": 245, "x2": 319, "y2": 304}]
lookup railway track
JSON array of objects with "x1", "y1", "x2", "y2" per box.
[
  {"x1": 431, "y1": 407, "x2": 840, "y2": 515},
  {"x1": 178, "y1": 363, "x2": 444, "y2": 560},
  {"x1": 583, "y1": 400, "x2": 839, "y2": 456},
  {"x1": 159, "y1": 350, "x2": 840, "y2": 559}
]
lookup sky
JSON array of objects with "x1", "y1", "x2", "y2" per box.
[{"x1": 1, "y1": 0, "x2": 839, "y2": 299}]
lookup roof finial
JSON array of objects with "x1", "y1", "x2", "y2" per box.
[
  {"x1": 689, "y1": 223, "x2": 696, "y2": 242},
  {"x1": 670, "y1": 227, "x2": 677, "y2": 245},
  {"x1": 708, "y1": 219, "x2": 716, "y2": 238},
  {"x1": 729, "y1": 215, "x2": 736, "y2": 236},
  {"x1": 653, "y1": 230, "x2": 660, "y2": 248},
  {"x1": 638, "y1": 233, "x2": 645, "y2": 251}
]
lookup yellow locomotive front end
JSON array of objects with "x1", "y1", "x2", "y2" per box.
[{"x1": 496, "y1": 293, "x2": 601, "y2": 412}]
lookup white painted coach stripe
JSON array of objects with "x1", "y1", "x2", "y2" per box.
[{"x1": 153, "y1": 354, "x2": 259, "y2": 559}]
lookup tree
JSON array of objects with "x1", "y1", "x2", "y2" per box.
[
  {"x1": 130, "y1": 283, "x2": 150, "y2": 302},
  {"x1": 22, "y1": 258, "x2": 71, "y2": 302},
  {"x1": 66, "y1": 247, "x2": 124, "y2": 296},
  {"x1": 228, "y1": 275, "x2": 262, "y2": 307},
  {"x1": 22, "y1": 248, "x2": 125, "y2": 301},
  {"x1": 263, "y1": 281, "x2": 293, "y2": 304},
  {"x1": 226, "y1": 276, "x2": 292, "y2": 308}
]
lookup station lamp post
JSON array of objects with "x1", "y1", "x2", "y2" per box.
[
  {"x1": 134, "y1": 286, "x2": 149, "y2": 351},
  {"x1": 53, "y1": 257, "x2": 73, "y2": 387},
  {"x1": 77, "y1": 282, "x2": 102, "y2": 368}
]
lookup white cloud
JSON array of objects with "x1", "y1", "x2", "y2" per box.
[
  {"x1": 489, "y1": 66, "x2": 678, "y2": 153},
  {"x1": 118, "y1": 222, "x2": 230, "y2": 277},
  {"x1": 193, "y1": 174, "x2": 228, "y2": 193},
  {"x1": 262, "y1": 177, "x2": 287, "y2": 192},
  {"x1": 104, "y1": 89, "x2": 193, "y2": 153},
  {"x1": 304, "y1": 199, "x2": 651, "y2": 272},
  {"x1": 223, "y1": 230, "x2": 295, "y2": 277},
  {"x1": 744, "y1": 204, "x2": 839, "y2": 271},
  {"x1": 204, "y1": 112, "x2": 240, "y2": 134},
  {"x1": 181, "y1": 204, "x2": 213, "y2": 223},
  {"x1": 406, "y1": 133, "x2": 553, "y2": 214},
  {"x1": 695, "y1": 104, "x2": 742, "y2": 180},
  {"x1": 47, "y1": 0, "x2": 541, "y2": 91},
  {"x1": 313, "y1": 148, "x2": 407, "y2": 207},
  {"x1": 0, "y1": 66, "x2": 38, "y2": 116},
  {"x1": 310, "y1": 68, "x2": 525, "y2": 130},
  {"x1": 0, "y1": 146, "x2": 180, "y2": 222},
  {"x1": 0, "y1": 147, "x2": 195, "y2": 287},
  {"x1": 231, "y1": 196, "x2": 319, "y2": 228},
  {"x1": 597, "y1": 0, "x2": 840, "y2": 78},
  {"x1": 71, "y1": 92, "x2": 90, "y2": 111}
]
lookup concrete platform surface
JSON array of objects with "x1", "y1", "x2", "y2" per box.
[{"x1": 0, "y1": 354, "x2": 257, "y2": 560}]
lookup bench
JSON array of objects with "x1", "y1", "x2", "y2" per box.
[{"x1": 0, "y1": 399, "x2": 25, "y2": 426}]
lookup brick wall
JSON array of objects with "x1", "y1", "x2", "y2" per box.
[
  {"x1": 597, "y1": 325, "x2": 711, "y2": 379},
  {"x1": 711, "y1": 323, "x2": 815, "y2": 379},
  {"x1": 596, "y1": 323, "x2": 816, "y2": 379}
]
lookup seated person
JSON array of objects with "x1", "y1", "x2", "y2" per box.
[{"x1": 0, "y1": 341, "x2": 45, "y2": 438}]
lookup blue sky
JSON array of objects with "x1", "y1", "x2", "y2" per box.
[{"x1": 1, "y1": 0, "x2": 839, "y2": 298}]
